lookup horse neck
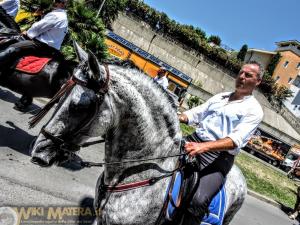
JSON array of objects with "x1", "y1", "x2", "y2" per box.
[{"x1": 103, "y1": 67, "x2": 182, "y2": 184}]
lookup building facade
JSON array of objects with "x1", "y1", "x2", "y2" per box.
[
  {"x1": 244, "y1": 48, "x2": 276, "y2": 70},
  {"x1": 272, "y1": 40, "x2": 300, "y2": 87}
]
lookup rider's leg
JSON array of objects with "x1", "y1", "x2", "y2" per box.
[{"x1": 182, "y1": 170, "x2": 225, "y2": 225}]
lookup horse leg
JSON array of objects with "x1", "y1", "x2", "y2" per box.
[{"x1": 14, "y1": 94, "x2": 33, "y2": 112}]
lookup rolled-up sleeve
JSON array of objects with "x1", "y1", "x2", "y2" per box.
[
  {"x1": 27, "y1": 14, "x2": 57, "y2": 39},
  {"x1": 227, "y1": 109, "x2": 263, "y2": 152}
]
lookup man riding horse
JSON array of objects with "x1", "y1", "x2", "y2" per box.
[{"x1": 0, "y1": 0, "x2": 68, "y2": 69}]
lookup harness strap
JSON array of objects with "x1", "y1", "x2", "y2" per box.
[
  {"x1": 155, "y1": 161, "x2": 181, "y2": 225},
  {"x1": 103, "y1": 173, "x2": 174, "y2": 192},
  {"x1": 29, "y1": 78, "x2": 76, "y2": 128}
]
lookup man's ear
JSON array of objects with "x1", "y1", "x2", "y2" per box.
[{"x1": 256, "y1": 77, "x2": 262, "y2": 86}]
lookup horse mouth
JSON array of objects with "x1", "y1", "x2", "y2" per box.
[
  {"x1": 30, "y1": 146, "x2": 58, "y2": 167},
  {"x1": 31, "y1": 156, "x2": 55, "y2": 167}
]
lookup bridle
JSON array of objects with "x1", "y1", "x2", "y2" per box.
[{"x1": 29, "y1": 64, "x2": 110, "y2": 150}]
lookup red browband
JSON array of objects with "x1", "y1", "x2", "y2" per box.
[{"x1": 105, "y1": 179, "x2": 154, "y2": 192}]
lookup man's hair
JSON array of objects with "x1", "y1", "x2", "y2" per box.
[
  {"x1": 245, "y1": 60, "x2": 264, "y2": 79},
  {"x1": 54, "y1": 0, "x2": 67, "y2": 4}
]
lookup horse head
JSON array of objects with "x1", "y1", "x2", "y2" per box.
[{"x1": 30, "y1": 43, "x2": 110, "y2": 166}]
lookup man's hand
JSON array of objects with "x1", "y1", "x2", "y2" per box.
[
  {"x1": 178, "y1": 113, "x2": 188, "y2": 124},
  {"x1": 185, "y1": 142, "x2": 210, "y2": 156},
  {"x1": 185, "y1": 137, "x2": 236, "y2": 156}
]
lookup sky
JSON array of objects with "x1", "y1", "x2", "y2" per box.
[{"x1": 143, "y1": 0, "x2": 300, "y2": 51}]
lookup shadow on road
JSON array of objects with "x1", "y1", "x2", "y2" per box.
[
  {"x1": 0, "y1": 121, "x2": 35, "y2": 156},
  {"x1": 77, "y1": 196, "x2": 96, "y2": 225},
  {"x1": 0, "y1": 87, "x2": 19, "y2": 104},
  {"x1": 0, "y1": 87, "x2": 41, "y2": 115},
  {"x1": 58, "y1": 153, "x2": 85, "y2": 172}
]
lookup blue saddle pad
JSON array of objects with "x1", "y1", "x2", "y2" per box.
[{"x1": 166, "y1": 172, "x2": 226, "y2": 225}]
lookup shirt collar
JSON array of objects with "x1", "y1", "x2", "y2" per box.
[{"x1": 221, "y1": 92, "x2": 253, "y2": 102}]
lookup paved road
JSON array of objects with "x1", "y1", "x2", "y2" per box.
[{"x1": 0, "y1": 87, "x2": 298, "y2": 225}]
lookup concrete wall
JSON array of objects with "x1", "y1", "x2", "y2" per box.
[
  {"x1": 111, "y1": 13, "x2": 300, "y2": 145},
  {"x1": 244, "y1": 51, "x2": 274, "y2": 70}
]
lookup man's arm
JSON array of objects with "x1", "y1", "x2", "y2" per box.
[
  {"x1": 185, "y1": 137, "x2": 236, "y2": 156},
  {"x1": 27, "y1": 13, "x2": 57, "y2": 38}
]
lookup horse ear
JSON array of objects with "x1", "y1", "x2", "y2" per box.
[
  {"x1": 87, "y1": 50, "x2": 106, "y2": 82},
  {"x1": 73, "y1": 40, "x2": 88, "y2": 62}
]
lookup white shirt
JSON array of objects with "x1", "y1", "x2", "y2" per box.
[
  {"x1": 27, "y1": 8, "x2": 68, "y2": 50},
  {"x1": 184, "y1": 92, "x2": 264, "y2": 155},
  {"x1": 0, "y1": 0, "x2": 19, "y2": 18},
  {"x1": 154, "y1": 75, "x2": 169, "y2": 90}
]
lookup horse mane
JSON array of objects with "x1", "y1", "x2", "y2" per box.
[
  {"x1": 105, "y1": 57, "x2": 179, "y2": 109},
  {"x1": 108, "y1": 64, "x2": 181, "y2": 144},
  {"x1": 0, "y1": 6, "x2": 20, "y2": 32}
]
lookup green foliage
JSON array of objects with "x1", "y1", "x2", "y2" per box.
[
  {"x1": 21, "y1": 0, "x2": 52, "y2": 12},
  {"x1": 125, "y1": 0, "x2": 242, "y2": 73},
  {"x1": 259, "y1": 72, "x2": 275, "y2": 99},
  {"x1": 271, "y1": 84, "x2": 293, "y2": 108},
  {"x1": 237, "y1": 44, "x2": 248, "y2": 61},
  {"x1": 88, "y1": 0, "x2": 127, "y2": 28},
  {"x1": 66, "y1": 0, "x2": 107, "y2": 61},
  {"x1": 180, "y1": 123, "x2": 195, "y2": 136},
  {"x1": 259, "y1": 72, "x2": 293, "y2": 109},
  {"x1": 193, "y1": 80, "x2": 202, "y2": 89},
  {"x1": 187, "y1": 95, "x2": 203, "y2": 109},
  {"x1": 266, "y1": 52, "x2": 281, "y2": 75},
  {"x1": 235, "y1": 152, "x2": 296, "y2": 208},
  {"x1": 207, "y1": 35, "x2": 221, "y2": 46}
]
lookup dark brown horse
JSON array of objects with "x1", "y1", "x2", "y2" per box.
[{"x1": 0, "y1": 7, "x2": 75, "y2": 111}]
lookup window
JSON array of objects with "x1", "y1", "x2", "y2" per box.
[
  {"x1": 288, "y1": 77, "x2": 293, "y2": 84},
  {"x1": 293, "y1": 76, "x2": 300, "y2": 88},
  {"x1": 283, "y1": 61, "x2": 289, "y2": 68},
  {"x1": 297, "y1": 63, "x2": 300, "y2": 69}
]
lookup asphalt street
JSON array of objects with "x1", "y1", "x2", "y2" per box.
[{"x1": 0, "y1": 87, "x2": 298, "y2": 225}]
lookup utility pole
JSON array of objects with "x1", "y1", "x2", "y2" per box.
[{"x1": 96, "y1": 0, "x2": 106, "y2": 18}]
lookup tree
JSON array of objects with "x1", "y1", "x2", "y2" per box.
[
  {"x1": 65, "y1": 0, "x2": 107, "y2": 60},
  {"x1": 89, "y1": 0, "x2": 128, "y2": 28},
  {"x1": 266, "y1": 52, "x2": 281, "y2": 75},
  {"x1": 237, "y1": 44, "x2": 248, "y2": 61},
  {"x1": 207, "y1": 35, "x2": 221, "y2": 46}
]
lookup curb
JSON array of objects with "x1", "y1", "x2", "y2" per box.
[{"x1": 247, "y1": 189, "x2": 282, "y2": 208}]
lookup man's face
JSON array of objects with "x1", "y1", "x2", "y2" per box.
[{"x1": 235, "y1": 64, "x2": 261, "y2": 95}]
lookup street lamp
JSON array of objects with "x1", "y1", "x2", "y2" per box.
[{"x1": 96, "y1": 0, "x2": 106, "y2": 18}]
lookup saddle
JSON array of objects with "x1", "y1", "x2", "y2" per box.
[
  {"x1": 15, "y1": 56, "x2": 51, "y2": 74},
  {"x1": 161, "y1": 157, "x2": 227, "y2": 225}
]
